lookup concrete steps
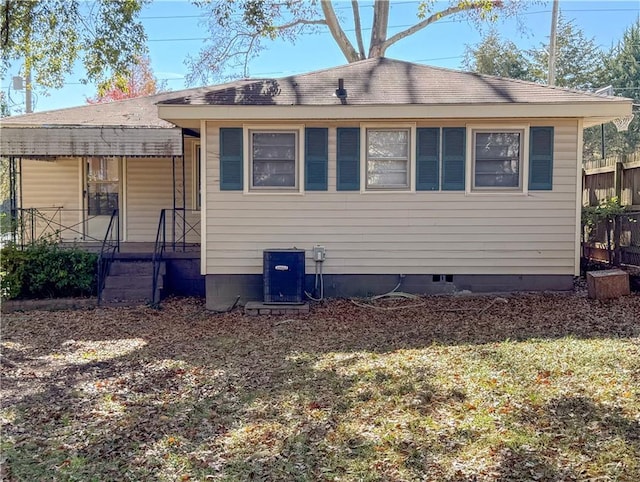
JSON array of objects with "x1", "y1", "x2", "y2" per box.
[{"x1": 100, "y1": 259, "x2": 166, "y2": 305}]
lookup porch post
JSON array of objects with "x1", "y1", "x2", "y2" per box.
[
  {"x1": 172, "y1": 155, "x2": 176, "y2": 250},
  {"x1": 181, "y1": 131, "x2": 186, "y2": 251},
  {"x1": 8, "y1": 156, "x2": 23, "y2": 245}
]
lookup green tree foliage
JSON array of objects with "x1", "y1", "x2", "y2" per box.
[
  {"x1": 0, "y1": 91, "x2": 10, "y2": 117},
  {"x1": 463, "y1": 15, "x2": 601, "y2": 89},
  {"x1": 186, "y1": 0, "x2": 527, "y2": 85},
  {"x1": 592, "y1": 20, "x2": 640, "y2": 157},
  {"x1": 462, "y1": 29, "x2": 534, "y2": 80},
  {"x1": 528, "y1": 15, "x2": 602, "y2": 91},
  {"x1": 463, "y1": 15, "x2": 636, "y2": 159},
  {"x1": 1, "y1": 0, "x2": 149, "y2": 90},
  {"x1": 0, "y1": 241, "x2": 97, "y2": 300}
]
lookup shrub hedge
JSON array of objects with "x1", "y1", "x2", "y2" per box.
[{"x1": 1, "y1": 241, "x2": 98, "y2": 300}]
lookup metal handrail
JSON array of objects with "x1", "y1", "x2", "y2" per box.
[
  {"x1": 151, "y1": 209, "x2": 167, "y2": 306},
  {"x1": 97, "y1": 209, "x2": 120, "y2": 305}
]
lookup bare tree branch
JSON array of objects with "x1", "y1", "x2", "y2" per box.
[
  {"x1": 321, "y1": 0, "x2": 360, "y2": 62},
  {"x1": 369, "y1": 0, "x2": 389, "y2": 58},
  {"x1": 351, "y1": 0, "x2": 365, "y2": 60},
  {"x1": 272, "y1": 18, "x2": 326, "y2": 30},
  {"x1": 185, "y1": 27, "x2": 264, "y2": 85},
  {"x1": 382, "y1": 1, "x2": 504, "y2": 55},
  {"x1": 185, "y1": 0, "x2": 519, "y2": 83},
  {"x1": 243, "y1": 34, "x2": 259, "y2": 78}
]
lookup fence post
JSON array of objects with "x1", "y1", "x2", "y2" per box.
[
  {"x1": 614, "y1": 158, "x2": 623, "y2": 201},
  {"x1": 613, "y1": 214, "x2": 622, "y2": 266}
]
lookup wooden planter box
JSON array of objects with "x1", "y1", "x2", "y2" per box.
[{"x1": 586, "y1": 270, "x2": 630, "y2": 300}]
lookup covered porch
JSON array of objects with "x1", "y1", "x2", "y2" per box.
[{"x1": 2, "y1": 120, "x2": 204, "y2": 304}]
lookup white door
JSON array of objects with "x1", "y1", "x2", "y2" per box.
[{"x1": 84, "y1": 157, "x2": 120, "y2": 242}]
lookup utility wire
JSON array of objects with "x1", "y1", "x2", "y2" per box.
[
  {"x1": 3, "y1": 6, "x2": 636, "y2": 89},
  {"x1": 138, "y1": 6, "x2": 639, "y2": 21},
  {"x1": 144, "y1": 7, "x2": 638, "y2": 42}
]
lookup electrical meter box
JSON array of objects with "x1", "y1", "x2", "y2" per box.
[{"x1": 263, "y1": 249, "x2": 305, "y2": 304}]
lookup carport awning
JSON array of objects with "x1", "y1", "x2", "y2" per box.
[{"x1": 0, "y1": 126, "x2": 183, "y2": 157}]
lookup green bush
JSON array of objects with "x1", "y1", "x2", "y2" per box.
[
  {"x1": 0, "y1": 241, "x2": 98, "y2": 300},
  {"x1": 581, "y1": 196, "x2": 625, "y2": 242}
]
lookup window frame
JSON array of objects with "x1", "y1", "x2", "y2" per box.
[
  {"x1": 466, "y1": 124, "x2": 530, "y2": 195},
  {"x1": 243, "y1": 125, "x2": 305, "y2": 194},
  {"x1": 85, "y1": 156, "x2": 120, "y2": 216},
  {"x1": 360, "y1": 123, "x2": 416, "y2": 192}
]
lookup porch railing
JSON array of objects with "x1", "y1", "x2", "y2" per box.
[
  {"x1": 151, "y1": 208, "x2": 201, "y2": 305},
  {"x1": 10, "y1": 207, "x2": 116, "y2": 247},
  {"x1": 97, "y1": 209, "x2": 120, "y2": 305},
  {"x1": 167, "y1": 208, "x2": 201, "y2": 251}
]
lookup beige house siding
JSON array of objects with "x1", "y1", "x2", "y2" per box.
[
  {"x1": 181, "y1": 138, "x2": 198, "y2": 244},
  {"x1": 204, "y1": 119, "x2": 579, "y2": 276},
  {"x1": 125, "y1": 140, "x2": 198, "y2": 242},
  {"x1": 20, "y1": 157, "x2": 83, "y2": 242},
  {"x1": 185, "y1": 137, "x2": 199, "y2": 212},
  {"x1": 125, "y1": 157, "x2": 174, "y2": 242}
]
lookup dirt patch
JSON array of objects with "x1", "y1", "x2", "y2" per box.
[{"x1": 2, "y1": 294, "x2": 639, "y2": 481}]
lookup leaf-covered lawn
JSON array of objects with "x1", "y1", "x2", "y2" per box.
[{"x1": 2, "y1": 292, "x2": 639, "y2": 481}]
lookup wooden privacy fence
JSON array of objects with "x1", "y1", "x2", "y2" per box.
[
  {"x1": 582, "y1": 151, "x2": 640, "y2": 268},
  {"x1": 582, "y1": 211, "x2": 640, "y2": 268},
  {"x1": 583, "y1": 151, "x2": 640, "y2": 209}
]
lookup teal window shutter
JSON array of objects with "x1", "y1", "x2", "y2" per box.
[
  {"x1": 220, "y1": 128, "x2": 243, "y2": 191},
  {"x1": 529, "y1": 127, "x2": 554, "y2": 190},
  {"x1": 442, "y1": 127, "x2": 466, "y2": 191},
  {"x1": 337, "y1": 127, "x2": 360, "y2": 191},
  {"x1": 416, "y1": 128, "x2": 440, "y2": 191},
  {"x1": 305, "y1": 128, "x2": 328, "y2": 191}
]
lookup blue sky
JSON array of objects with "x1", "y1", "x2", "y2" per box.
[{"x1": 3, "y1": 0, "x2": 638, "y2": 113}]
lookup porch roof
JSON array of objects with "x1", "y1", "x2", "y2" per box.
[
  {"x1": 0, "y1": 87, "x2": 209, "y2": 157},
  {"x1": 1, "y1": 126, "x2": 183, "y2": 157}
]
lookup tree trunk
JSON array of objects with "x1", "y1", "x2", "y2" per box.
[
  {"x1": 368, "y1": 0, "x2": 389, "y2": 58},
  {"x1": 351, "y1": 0, "x2": 366, "y2": 60},
  {"x1": 321, "y1": 0, "x2": 360, "y2": 62}
]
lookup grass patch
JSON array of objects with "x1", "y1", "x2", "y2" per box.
[{"x1": 1, "y1": 294, "x2": 639, "y2": 480}]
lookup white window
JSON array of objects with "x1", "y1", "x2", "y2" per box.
[
  {"x1": 250, "y1": 130, "x2": 298, "y2": 190},
  {"x1": 472, "y1": 130, "x2": 524, "y2": 190},
  {"x1": 366, "y1": 128, "x2": 410, "y2": 190},
  {"x1": 86, "y1": 157, "x2": 119, "y2": 216}
]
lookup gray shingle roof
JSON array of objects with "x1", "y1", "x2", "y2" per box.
[
  {"x1": 0, "y1": 85, "x2": 224, "y2": 128},
  {"x1": 1, "y1": 58, "x2": 627, "y2": 129},
  {"x1": 159, "y1": 57, "x2": 628, "y2": 107}
]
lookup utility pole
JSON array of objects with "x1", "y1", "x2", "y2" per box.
[
  {"x1": 25, "y1": 12, "x2": 33, "y2": 114},
  {"x1": 25, "y1": 66, "x2": 32, "y2": 113},
  {"x1": 548, "y1": 0, "x2": 559, "y2": 86}
]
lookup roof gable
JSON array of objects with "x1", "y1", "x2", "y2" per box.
[
  {"x1": 0, "y1": 57, "x2": 630, "y2": 131},
  {"x1": 158, "y1": 57, "x2": 627, "y2": 107}
]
